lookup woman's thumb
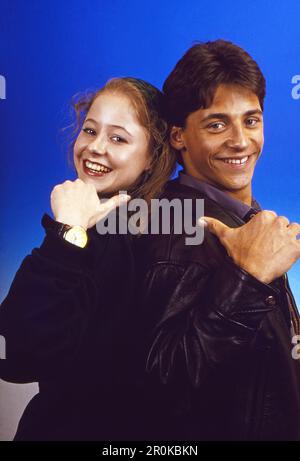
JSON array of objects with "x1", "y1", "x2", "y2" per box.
[{"x1": 92, "y1": 194, "x2": 131, "y2": 226}]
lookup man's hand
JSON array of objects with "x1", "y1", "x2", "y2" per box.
[
  {"x1": 50, "y1": 179, "x2": 130, "y2": 229},
  {"x1": 199, "y1": 211, "x2": 300, "y2": 284}
]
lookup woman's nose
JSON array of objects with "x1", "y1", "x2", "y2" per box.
[{"x1": 87, "y1": 136, "x2": 107, "y2": 155}]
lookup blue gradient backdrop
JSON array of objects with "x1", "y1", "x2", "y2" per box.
[{"x1": 0, "y1": 0, "x2": 299, "y2": 305}]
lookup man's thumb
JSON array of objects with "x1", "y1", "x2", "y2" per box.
[{"x1": 198, "y1": 216, "x2": 229, "y2": 238}]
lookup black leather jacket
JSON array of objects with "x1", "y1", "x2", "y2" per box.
[{"x1": 134, "y1": 179, "x2": 300, "y2": 441}]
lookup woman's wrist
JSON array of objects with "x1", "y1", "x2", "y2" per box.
[{"x1": 54, "y1": 215, "x2": 88, "y2": 231}]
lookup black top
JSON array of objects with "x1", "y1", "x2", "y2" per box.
[{"x1": 0, "y1": 216, "x2": 142, "y2": 440}]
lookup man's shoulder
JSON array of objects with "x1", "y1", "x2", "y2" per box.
[
  {"x1": 162, "y1": 178, "x2": 201, "y2": 200},
  {"x1": 134, "y1": 179, "x2": 230, "y2": 269},
  {"x1": 161, "y1": 179, "x2": 239, "y2": 225}
]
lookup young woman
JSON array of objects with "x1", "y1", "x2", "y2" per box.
[{"x1": 0, "y1": 77, "x2": 176, "y2": 440}]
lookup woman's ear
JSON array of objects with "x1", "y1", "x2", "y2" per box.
[
  {"x1": 170, "y1": 126, "x2": 186, "y2": 151},
  {"x1": 144, "y1": 154, "x2": 152, "y2": 172}
]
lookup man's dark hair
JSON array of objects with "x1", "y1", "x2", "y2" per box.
[{"x1": 163, "y1": 39, "x2": 266, "y2": 127}]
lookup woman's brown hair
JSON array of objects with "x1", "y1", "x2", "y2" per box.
[{"x1": 68, "y1": 77, "x2": 176, "y2": 206}]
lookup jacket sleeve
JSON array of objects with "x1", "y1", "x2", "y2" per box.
[
  {"x1": 142, "y1": 255, "x2": 280, "y2": 388},
  {"x1": 0, "y1": 214, "x2": 108, "y2": 383}
]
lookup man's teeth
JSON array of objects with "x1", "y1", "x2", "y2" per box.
[
  {"x1": 85, "y1": 160, "x2": 111, "y2": 173},
  {"x1": 223, "y1": 156, "x2": 249, "y2": 164}
]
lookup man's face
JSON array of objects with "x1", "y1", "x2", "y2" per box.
[{"x1": 171, "y1": 84, "x2": 264, "y2": 203}]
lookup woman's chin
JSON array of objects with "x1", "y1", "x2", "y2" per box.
[
  {"x1": 95, "y1": 185, "x2": 120, "y2": 198},
  {"x1": 78, "y1": 174, "x2": 113, "y2": 192}
]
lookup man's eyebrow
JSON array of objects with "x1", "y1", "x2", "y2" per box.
[
  {"x1": 244, "y1": 109, "x2": 263, "y2": 117},
  {"x1": 83, "y1": 119, "x2": 133, "y2": 137},
  {"x1": 201, "y1": 109, "x2": 263, "y2": 122}
]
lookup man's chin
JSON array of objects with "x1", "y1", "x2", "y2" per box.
[{"x1": 215, "y1": 177, "x2": 252, "y2": 193}]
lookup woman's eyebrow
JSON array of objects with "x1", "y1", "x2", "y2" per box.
[
  {"x1": 84, "y1": 118, "x2": 133, "y2": 137},
  {"x1": 109, "y1": 124, "x2": 133, "y2": 137},
  {"x1": 84, "y1": 117, "x2": 97, "y2": 124}
]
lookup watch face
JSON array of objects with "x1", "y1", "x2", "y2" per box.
[{"x1": 64, "y1": 226, "x2": 88, "y2": 248}]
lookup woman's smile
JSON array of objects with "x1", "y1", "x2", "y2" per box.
[{"x1": 82, "y1": 159, "x2": 113, "y2": 177}]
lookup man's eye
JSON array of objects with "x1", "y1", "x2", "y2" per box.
[
  {"x1": 246, "y1": 118, "x2": 259, "y2": 127},
  {"x1": 111, "y1": 135, "x2": 126, "y2": 143},
  {"x1": 207, "y1": 122, "x2": 225, "y2": 131},
  {"x1": 82, "y1": 127, "x2": 96, "y2": 136}
]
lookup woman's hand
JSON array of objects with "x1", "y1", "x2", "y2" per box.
[{"x1": 50, "y1": 179, "x2": 130, "y2": 229}]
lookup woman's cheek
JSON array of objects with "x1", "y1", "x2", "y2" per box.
[{"x1": 115, "y1": 146, "x2": 135, "y2": 163}]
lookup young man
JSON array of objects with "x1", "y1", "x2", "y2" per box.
[{"x1": 136, "y1": 40, "x2": 300, "y2": 441}]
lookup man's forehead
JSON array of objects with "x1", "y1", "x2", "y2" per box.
[
  {"x1": 188, "y1": 84, "x2": 262, "y2": 121},
  {"x1": 197, "y1": 84, "x2": 262, "y2": 119}
]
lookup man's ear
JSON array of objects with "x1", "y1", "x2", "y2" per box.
[{"x1": 170, "y1": 126, "x2": 186, "y2": 151}]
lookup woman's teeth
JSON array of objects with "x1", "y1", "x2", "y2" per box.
[
  {"x1": 84, "y1": 160, "x2": 112, "y2": 173},
  {"x1": 222, "y1": 156, "x2": 249, "y2": 165}
]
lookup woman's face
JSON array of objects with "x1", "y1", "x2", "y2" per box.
[{"x1": 74, "y1": 92, "x2": 151, "y2": 195}]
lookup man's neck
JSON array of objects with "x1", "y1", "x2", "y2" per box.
[
  {"x1": 179, "y1": 172, "x2": 259, "y2": 222},
  {"x1": 182, "y1": 171, "x2": 252, "y2": 206},
  {"x1": 221, "y1": 188, "x2": 252, "y2": 206}
]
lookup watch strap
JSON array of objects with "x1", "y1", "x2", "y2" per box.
[{"x1": 42, "y1": 213, "x2": 71, "y2": 237}]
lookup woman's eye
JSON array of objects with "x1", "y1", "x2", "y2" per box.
[
  {"x1": 82, "y1": 127, "x2": 96, "y2": 136},
  {"x1": 111, "y1": 135, "x2": 126, "y2": 143}
]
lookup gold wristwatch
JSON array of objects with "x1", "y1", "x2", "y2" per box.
[
  {"x1": 62, "y1": 225, "x2": 88, "y2": 248},
  {"x1": 41, "y1": 214, "x2": 88, "y2": 248}
]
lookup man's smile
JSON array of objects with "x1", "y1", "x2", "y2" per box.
[{"x1": 214, "y1": 153, "x2": 256, "y2": 170}]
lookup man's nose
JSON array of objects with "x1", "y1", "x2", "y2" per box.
[{"x1": 226, "y1": 124, "x2": 249, "y2": 151}]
